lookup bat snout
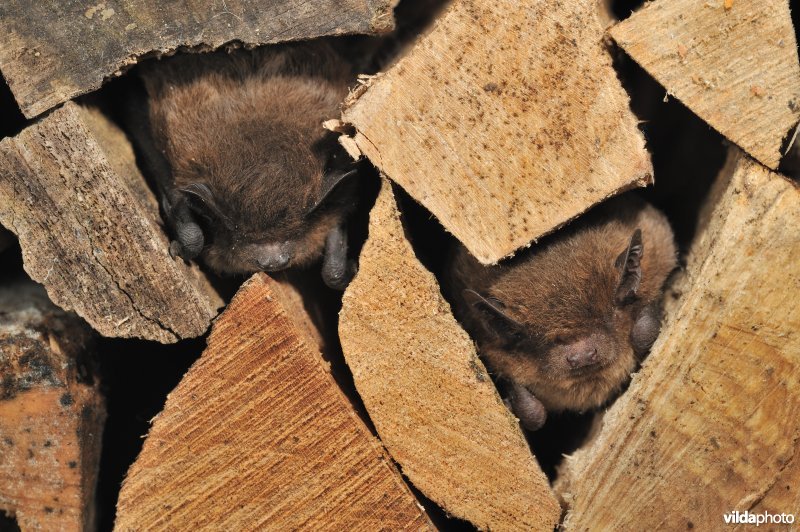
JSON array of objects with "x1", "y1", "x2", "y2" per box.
[
  {"x1": 565, "y1": 339, "x2": 600, "y2": 370},
  {"x1": 255, "y1": 243, "x2": 292, "y2": 272}
]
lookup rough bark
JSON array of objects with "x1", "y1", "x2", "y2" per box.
[
  {"x1": 115, "y1": 273, "x2": 430, "y2": 531},
  {"x1": 0, "y1": 281, "x2": 105, "y2": 532},
  {"x1": 0, "y1": 103, "x2": 222, "y2": 343},
  {"x1": 338, "y1": 178, "x2": 561, "y2": 531},
  {"x1": 609, "y1": 0, "x2": 800, "y2": 169},
  {"x1": 0, "y1": 0, "x2": 395, "y2": 118},
  {"x1": 558, "y1": 149, "x2": 800, "y2": 530},
  {"x1": 341, "y1": 0, "x2": 651, "y2": 264}
]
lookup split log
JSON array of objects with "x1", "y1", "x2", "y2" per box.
[
  {"x1": 338, "y1": 178, "x2": 561, "y2": 531},
  {"x1": 115, "y1": 273, "x2": 430, "y2": 531},
  {"x1": 341, "y1": 0, "x2": 651, "y2": 264},
  {"x1": 0, "y1": 0, "x2": 394, "y2": 118},
  {"x1": 0, "y1": 281, "x2": 105, "y2": 531},
  {"x1": 557, "y1": 149, "x2": 800, "y2": 530},
  {"x1": 609, "y1": 0, "x2": 800, "y2": 170},
  {"x1": 0, "y1": 102, "x2": 222, "y2": 343}
]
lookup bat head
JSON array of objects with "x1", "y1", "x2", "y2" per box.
[
  {"x1": 177, "y1": 136, "x2": 358, "y2": 275},
  {"x1": 143, "y1": 43, "x2": 355, "y2": 275},
  {"x1": 455, "y1": 199, "x2": 677, "y2": 413}
]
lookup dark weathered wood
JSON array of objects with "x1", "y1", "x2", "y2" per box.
[
  {"x1": 341, "y1": 0, "x2": 651, "y2": 264},
  {"x1": 115, "y1": 273, "x2": 430, "y2": 531},
  {"x1": 0, "y1": 103, "x2": 222, "y2": 343},
  {"x1": 0, "y1": 0, "x2": 394, "y2": 118},
  {"x1": 0, "y1": 281, "x2": 105, "y2": 531},
  {"x1": 609, "y1": 0, "x2": 800, "y2": 169},
  {"x1": 339, "y1": 178, "x2": 561, "y2": 531},
  {"x1": 557, "y1": 150, "x2": 800, "y2": 530}
]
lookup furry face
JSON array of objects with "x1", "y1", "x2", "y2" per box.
[
  {"x1": 448, "y1": 195, "x2": 677, "y2": 427},
  {"x1": 136, "y1": 42, "x2": 356, "y2": 277}
]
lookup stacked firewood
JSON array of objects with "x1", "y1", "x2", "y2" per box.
[{"x1": 0, "y1": 0, "x2": 797, "y2": 530}]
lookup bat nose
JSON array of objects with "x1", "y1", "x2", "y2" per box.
[
  {"x1": 256, "y1": 245, "x2": 291, "y2": 271},
  {"x1": 258, "y1": 253, "x2": 290, "y2": 271},
  {"x1": 259, "y1": 256, "x2": 289, "y2": 271},
  {"x1": 566, "y1": 347, "x2": 599, "y2": 369}
]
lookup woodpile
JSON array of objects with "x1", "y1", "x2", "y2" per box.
[{"x1": 0, "y1": 0, "x2": 798, "y2": 530}]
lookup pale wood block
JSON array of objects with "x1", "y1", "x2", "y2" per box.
[
  {"x1": 610, "y1": 0, "x2": 800, "y2": 169},
  {"x1": 343, "y1": 0, "x2": 652, "y2": 264},
  {"x1": 339, "y1": 178, "x2": 561, "y2": 531}
]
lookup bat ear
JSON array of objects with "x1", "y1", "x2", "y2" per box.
[
  {"x1": 307, "y1": 168, "x2": 358, "y2": 215},
  {"x1": 463, "y1": 289, "x2": 525, "y2": 342},
  {"x1": 179, "y1": 183, "x2": 232, "y2": 228},
  {"x1": 614, "y1": 228, "x2": 643, "y2": 305}
]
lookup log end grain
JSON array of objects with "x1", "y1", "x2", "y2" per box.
[
  {"x1": 115, "y1": 273, "x2": 430, "y2": 531},
  {"x1": 0, "y1": 0, "x2": 396, "y2": 118},
  {"x1": 609, "y1": 0, "x2": 800, "y2": 169},
  {"x1": 343, "y1": 0, "x2": 652, "y2": 264},
  {"x1": 339, "y1": 178, "x2": 561, "y2": 531}
]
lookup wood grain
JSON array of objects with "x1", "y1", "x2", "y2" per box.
[
  {"x1": 342, "y1": 0, "x2": 651, "y2": 264},
  {"x1": 738, "y1": 452, "x2": 800, "y2": 530},
  {"x1": 557, "y1": 149, "x2": 800, "y2": 530},
  {"x1": 115, "y1": 273, "x2": 430, "y2": 531},
  {"x1": 338, "y1": 178, "x2": 561, "y2": 531},
  {"x1": 610, "y1": 0, "x2": 800, "y2": 169},
  {"x1": 0, "y1": 0, "x2": 394, "y2": 118},
  {"x1": 0, "y1": 103, "x2": 222, "y2": 343},
  {"x1": 0, "y1": 281, "x2": 105, "y2": 532}
]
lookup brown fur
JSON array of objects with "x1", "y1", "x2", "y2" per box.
[
  {"x1": 139, "y1": 42, "x2": 353, "y2": 274},
  {"x1": 448, "y1": 195, "x2": 677, "y2": 413}
]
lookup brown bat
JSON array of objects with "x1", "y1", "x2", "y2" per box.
[
  {"x1": 126, "y1": 42, "x2": 357, "y2": 289},
  {"x1": 447, "y1": 195, "x2": 677, "y2": 430}
]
